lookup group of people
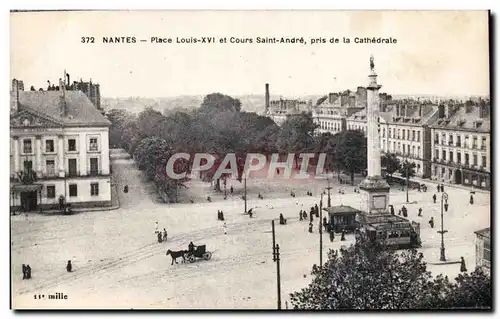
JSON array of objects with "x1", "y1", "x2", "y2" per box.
[
  {"x1": 154, "y1": 222, "x2": 168, "y2": 243},
  {"x1": 21, "y1": 264, "x2": 32, "y2": 280}
]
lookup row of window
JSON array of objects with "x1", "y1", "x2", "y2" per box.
[
  {"x1": 382, "y1": 127, "x2": 421, "y2": 142},
  {"x1": 21, "y1": 157, "x2": 100, "y2": 176},
  {"x1": 347, "y1": 124, "x2": 366, "y2": 131},
  {"x1": 434, "y1": 150, "x2": 487, "y2": 167},
  {"x1": 19, "y1": 136, "x2": 100, "y2": 155},
  {"x1": 383, "y1": 141, "x2": 421, "y2": 158},
  {"x1": 434, "y1": 133, "x2": 487, "y2": 150},
  {"x1": 46, "y1": 183, "x2": 100, "y2": 198},
  {"x1": 319, "y1": 121, "x2": 342, "y2": 131}
]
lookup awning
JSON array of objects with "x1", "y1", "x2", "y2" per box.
[{"x1": 11, "y1": 184, "x2": 43, "y2": 192}]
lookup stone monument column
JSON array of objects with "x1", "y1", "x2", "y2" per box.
[{"x1": 358, "y1": 55, "x2": 390, "y2": 214}]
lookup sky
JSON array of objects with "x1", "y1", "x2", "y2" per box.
[{"x1": 10, "y1": 10, "x2": 490, "y2": 98}]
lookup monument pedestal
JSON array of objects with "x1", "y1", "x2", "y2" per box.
[{"x1": 359, "y1": 176, "x2": 390, "y2": 214}]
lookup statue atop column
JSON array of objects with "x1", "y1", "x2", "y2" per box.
[{"x1": 370, "y1": 55, "x2": 375, "y2": 72}]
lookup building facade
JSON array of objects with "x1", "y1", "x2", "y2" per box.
[
  {"x1": 430, "y1": 101, "x2": 491, "y2": 189},
  {"x1": 474, "y1": 227, "x2": 490, "y2": 275},
  {"x1": 10, "y1": 78, "x2": 112, "y2": 212},
  {"x1": 378, "y1": 103, "x2": 439, "y2": 178}
]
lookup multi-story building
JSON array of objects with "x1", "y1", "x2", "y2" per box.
[
  {"x1": 313, "y1": 93, "x2": 348, "y2": 135},
  {"x1": 474, "y1": 227, "x2": 490, "y2": 275},
  {"x1": 264, "y1": 83, "x2": 312, "y2": 125},
  {"x1": 10, "y1": 78, "x2": 112, "y2": 212},
  {"x1": 379, "y1": 102, "x2": 439, "y2": 178},
  {"x1": 430, "y1": 101, "x2": 491, "y2": 189},
  {"x1": 346, "y1": 109, "x2": 368, "y2": 134}
]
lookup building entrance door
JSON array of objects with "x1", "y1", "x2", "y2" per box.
[{"x1": 20, "y1": 191, "x2": 38, "y2": 212}]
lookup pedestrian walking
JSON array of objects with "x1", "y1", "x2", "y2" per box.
[
  {"x1": 22, "y1": 264, "x2": 27, "y2": 280},
  {"x1": 230, "y1": 186, "x2": 234, "y2": 194},
  {"x1": 323, "y1": 217, "x2": 328, "y2": 232},
  {"x1": 429, "y1": 217, "x2": 434, "y2": 228},
  {"x1": 25, "y1": 265, "x2": 31, "y2": 279},
  {"x1": 315, "y1": 204, "x2": 319, "y2": 218},
  {"x1": 340, "y1": 230, "x2": 346, "y2": 241},
  {"x1": 470, "y1": 194, "x2": 474, "y2": 205},
  {"x1": 460, "y1": 256, "x2": 467, "y2": 272},
  {"x1": 163, "y1": 228, "x2": 168, "y2": 242},
  {"x1": 390, "y1": 205, "x2": 395, "y2": 215},
  {"x1": 123, "y1": 185, "x2": 129, "y2": 193},
  {"x1": 66, "y1": 260, "x2": 72, "y2": 273},
  {"x1": 418, "y1": 207, "x2": 423, "y2": 217},
  {"x1": 308, "y1": 222, "x2": 313, "y2": 233},
  {"x1": 154, "y1": 221, "x2": 159, "y2": 234},
  {"x1": 223, "y1": 222, "x2": 227, "y2": 235},
  {"x1": 157, "y1": 232, "x2": 163, "y2": 243},
  {"x1": 441, "y1": 184, "x2": 445, "y2": 192},
  {"x1": 433, "y1": 194, "x2": 437, "y2": 204},
  {"x1": 329, "y1": 231, "x2": 335, "y2": 242},
  {"x1": 398, "y1": 209, "x2": 402, "y2": 216}
]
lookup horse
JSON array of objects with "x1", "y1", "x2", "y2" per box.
[{"x1": 166, "y1": 249, "x2": 187, "y2": 265}]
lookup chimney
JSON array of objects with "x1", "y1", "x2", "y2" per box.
[
  {"x1": 265, "y1": 83, "x2": 270, "y2": 112},
  {"x1": 418, "y1": 105, "x2": 422, "y2": 117},
  {"x1": 479, "y1": 100, "x2": 488, "y2": 118},
  {"x1": 445, "y1": 105, "x2": 454, "y2": 119},
  {"x1": 328, "y1": 93, "x2": 334, "y2": 104},
  {"x1": 438, "y1": 104, "x2": 445, "y2": 118},
  {"x1": 59, "y1": 78, "x2": 67, "y2": 117},
  {"x1": 95, "y1": 84, "x2": 101, "y2": 110},
  {"x1": 66, "y1": 72, "x2": 70, "y2": 87},
  {"x1": 11, "y1": 79, "x2": 20, "y2": 113}
]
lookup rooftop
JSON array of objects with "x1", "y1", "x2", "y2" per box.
[
  {"x1": 323, "y1": 205, "x2": 361, "y2": 215},
  {"x1": 11, "y1": 90, "x2": 111, "y2": 127},
  {"x1": 432, "y1": 104, "x2": 490, "y2": 132},
  {"x1": 474, "y1": 227, "x2": 490, "y2": 239}
]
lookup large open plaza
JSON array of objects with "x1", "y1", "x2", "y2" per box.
[{"x1": 11, "y1": 149, "x2": 490, "y2": 309}]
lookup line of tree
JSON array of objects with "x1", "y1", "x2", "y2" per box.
[
  {"x1": 106, "y1": 93, "x2": 370, "y2": 199},
  {"x1": 290, "y1": 240, "x2": 491, "y2": 310}
]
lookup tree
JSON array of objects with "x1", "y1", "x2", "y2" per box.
[
  {"x1": 277, "y1": 113, "x2": 318, "y2": 168},
  {"x1": 399, "y1": 161, "x2": 416, "y2": 179},
  {"x1": 290, "y1": 241, "x2": 437, "y2": 310},
  {"x1": 199, "y1": 93, "x2": 242, "y2": 113},
  {"x1": 332, "y1": 130, "x2": 367, "y2": 185},
  {"x1": 381, "y1": 153, "x2": 401, "y2": 177},
  {"x1": 106, "y1": 108, "x2": 131, "y2": 148},
  {"x1": 415, "y1": 268, "x2": 492, "y2": 310},
  {"x1": 291, "y1": 241, "x2": 492, "y2": 310}
]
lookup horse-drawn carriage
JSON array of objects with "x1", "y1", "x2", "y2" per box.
[{"x1": 186, "y1": 245, "x2": 212, "y2": 263}]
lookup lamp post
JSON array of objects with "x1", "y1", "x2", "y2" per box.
[
  {"x1": 244, "y1": 175, "x2": 247, "y2": 214},
  {"x1": 326, "y1": 178, "x2": 332, "y2": 208},
  {"x1": 319, "y1": 193, "x2": 324, "y2": 268},
  {"x1": 438, "y1": 192, "x2": 449, "y2": 261}
]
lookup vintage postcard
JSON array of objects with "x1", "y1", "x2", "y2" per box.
[{"x1": 10, "y1": 10, "x2": 491, "y2": 310}]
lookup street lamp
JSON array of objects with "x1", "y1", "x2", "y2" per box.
[
  {"x1": 326, "y1": 178, "x2": 332, "y2": 208},
  {"x1": 319, "y1": 193, "x2": 324, "y2": 268},
  {"x1": 438, "y1": 192, "x2": 449, "y2": 261}
]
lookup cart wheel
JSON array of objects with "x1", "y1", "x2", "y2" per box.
[
  {"x1": 188, "y1": 255, "x2": 196, "y2": 263},
  {"x1": 203, "y1": 252, "x2": 212, "y2": 260}
]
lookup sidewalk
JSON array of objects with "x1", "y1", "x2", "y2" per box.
[
  {"x1": 39, "y1": 183, "x2": 121, "y2": 215},
  {"x1": 407, "y1": 175, "x2": 490, "y2": 195}
]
